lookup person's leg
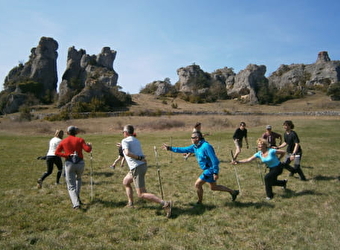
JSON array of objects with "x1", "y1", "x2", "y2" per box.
[
  {"x1": 195, "y1": 178, "x2": 205, "y2": 204},
  {"x1": 208, "y1": 182, "x2": 239, "y2": 201},
  {"x1": 65, "y1": 161, "x2": 80, "y2": 208},
  {"x1": 75, "y1": 161, "x2": 85, "y2": 201},
  {"x1": 233, "y1": 140, "x2": 242, "y2": 160},
  {"x1": 55, "y1": 157, "x2": 63, "y2": 184},
  {"x1": 264, "y1": 166, "x2": 285, "y2": 198},
  {"x1": 111, "y1": 155, "x2": 121, "y2": 168},
  {"x1": 132, "y1": 164, "x2": 163, "y2": 204},
  {"x1": 209, "y1": 182, "x2": 235, "y2": 193},
  {"x1": 119, "y1": 156, "x2": 125, "y2": 168},
  {"x1": 293, "y1": 154, "x2": 306, "y2": 180},
  {"x1": 264, "y1": 170, "x2": 275, "y2": 199},
  {"x1": 123, "y1": 172, "x2": 134, "y2": 206},
  {"x1": 40, "y1": 157, "x2": 54, "y2": 181},
  {"x1": 283, "y1": 155, "x2": 296, "y2": 175}
]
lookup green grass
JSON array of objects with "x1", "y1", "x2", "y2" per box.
[{"x1": 0, "y1": 118, "x2": 340, "y2": 249}]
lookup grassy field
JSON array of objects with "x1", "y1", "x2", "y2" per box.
[{"x1": 0, "y1": 115, "x2": 339, "y2": 249}]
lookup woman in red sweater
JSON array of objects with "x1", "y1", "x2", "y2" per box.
[{"x1": 55, "y1": 126, "x2": 92, "y2": 209}]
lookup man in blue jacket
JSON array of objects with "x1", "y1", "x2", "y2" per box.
[{"x1": 162, "y1": 131, "x2": 239, "y2": 205}]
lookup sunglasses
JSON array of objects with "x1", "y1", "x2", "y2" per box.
[{"x1": 191, "y1": 136, "x2": 198, "y2": 139}]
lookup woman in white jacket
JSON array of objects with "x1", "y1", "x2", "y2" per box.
[{"x1": 37, "y1": 129, "x2": 64, "y2": 188}]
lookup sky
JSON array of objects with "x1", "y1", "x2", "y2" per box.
[{"x1": 0, "y1": 0, "x2": 339, "y2": 94}]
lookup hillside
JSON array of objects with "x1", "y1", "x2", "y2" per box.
[{"x1": 0, "y1": 91, "x2": 339, "y2": 136}]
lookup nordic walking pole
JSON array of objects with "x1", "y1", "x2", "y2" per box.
[
  {"x1": 90, "y1": 151, "x2": 94, "y2": 202},
  {"x1": 231, "y1": 150, "x2": 242, "y2": 194},
  {"x1": 169, "y1": 137, "x2": 173, "y2": 163},
  {"x1": 154, "y1": 146, "x2": 164, "y2": 200}
]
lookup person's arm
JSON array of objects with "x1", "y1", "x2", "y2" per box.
[
  {"x1": 278, "y1": 133, "x2": 283, "y2": 145},
  {"x1": 232, "y1": 155, "x2": 256, "y2": 164},
  {"x1": 162, "y1": 143, "x2": 194, "y2": 154},
  {"x1": 123, "y1": 148, "x2": 145, "y2": 161},
  {"x1": 276, "y1": 142, "x2": 287, "y2": 149},
  {"x1": 82, "y1": 139, "x2": 92, "y2": 152},
  {"x1": 275, "y1": 149, "x2": 285, "y2": 160}
]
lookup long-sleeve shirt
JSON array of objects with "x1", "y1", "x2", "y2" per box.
[
  {"x1": 55, "y1": 135, "x2": 92, "y2": 159},
  {"x1": 169, "y1": 140, "x2": 220, "y2": 175}
]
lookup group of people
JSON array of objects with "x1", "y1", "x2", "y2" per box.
[
  {"x1": 37, "y1": 125, "x2": 172, "y2": 217},
  {"x1": 36, "y1": 119, "x2": 307, "y2": 216},
  {"x1": 231, "y1": 120, "x2": 307, "y2": 200},
  {"x1": 37, "y1": 126, "x2": 92, "y2": 210}
]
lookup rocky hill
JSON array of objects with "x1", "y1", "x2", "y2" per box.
[{"x1": 0, "y1": 37, "x2": 339, "y2": 115}]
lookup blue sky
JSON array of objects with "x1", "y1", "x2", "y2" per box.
[{"x1": 0, "y1": 0, "x2": 339, "y2": 94}]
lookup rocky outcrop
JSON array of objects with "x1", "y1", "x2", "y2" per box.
[
  {"x1": 228, "y1": 64, "x2": 267, "y2": 103},
  {"x1": 176, "y1": 64, "x2": 211, "y2": 93},
  {"x1": 1, "y1": 37, "x2": 58, "y2": 113},
  {"x1": 58, "y1": 46, "x2": 118, "y2": 107},
  {"x1": 155, "y1": 51, "x2": 339, "y2": 104},
  {"x1": 4, "y1": 37, "x2": 58, "y2": 94},
  {"x1": 268, "y1": 51, "x2": 340, "y2": 91}
]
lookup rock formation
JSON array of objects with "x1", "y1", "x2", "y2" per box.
[
  {"x1": 1, "y1": 37, "x2": 58, "y2": 113},
  {"x1": 58, "y1": 46, "x2": 118, "y2": 107}
]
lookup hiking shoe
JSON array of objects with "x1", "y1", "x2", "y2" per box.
[
  {"x1": 37, "y1": 179, "x2": 42, "y2": 189},
  {"x1": 282, "y1": 179, "x2": 288, "y2": 190},
  {"x1": 163, "y1": 201, "x2": 172, "y2": 218},
  {"x1": 125, "y1": 202, "x2": 134, "y2": 208},
  {"x1": 231, "y1": 190, "x2": 239, "y2": 201}
]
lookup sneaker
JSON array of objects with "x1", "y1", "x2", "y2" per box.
[
  {"x1": 231, "y1": 190, "x2": 239, "y2": 201},
  {"x1": 125, "y1": 202, "x2": 134, "y2": 208},
  {"x1": 266, "y1": 197, "x2": 272, "y2": 200},
  {"x1": 163, "y1": 201, "x2": 172, "y2": 218},
  {"x1": 37, "y1": 179, "x2": 42, "y2": 189},
  {"x1": 73, "y1": 205, "x2": 81, "y2": 210},
  {"x1": 110, "y1": 165, "x2": 115, "y2": 169},
  {"x1": 282, "y1": 179, "x2": 288, "y2": 190}
]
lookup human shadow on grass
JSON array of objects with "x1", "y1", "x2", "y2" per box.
[
  {"x1": 281, "y1": 189, "x2": 322, "y2": 199},
  {"x1": 81, "y1": 198, "x2": 127, "y2": 211},
  {"x1": 164, "y1": 203, "x2": 217, "y2": 219},
  {"x1": 225, "y1": 201, "x2": 275, "y2": 209},
  {"x1": 313, "y1": 174, "x2": 339, "y2": 181},
  {"x1": 86, "y1": 171, "x2": 114, "y2": 178}
]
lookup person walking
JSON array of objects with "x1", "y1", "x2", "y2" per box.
[
  {"x1": 262, "y1": 125, "x2": 282, "y2": 148},
  {"x1": 162, "y1": 131, "x2": 239, "y2": 205},
  {"x1": 55, "y1": 126, "x2": 92, "y2": 209},
  {"x1": 276, "y1": 120, "x2": 307, "y2": 181},
  {"x1": 232, "y1": 138, "x2": 288, "y2": 200},
  {"x1": 232, "y1": 122, "x2": 249, "y2": 160},
  {"x1": 37, "y1": 129, "x2": 64, "y2": 188},
  {"x1": 121, "y1": 125, "x2": 172, "y2": 217},
  {"x1": 110, "y1": 143, "x2": 125, "y2": 169},
  {"x1": 110, "y1": 133, "x2": 136, "y2": 169}
]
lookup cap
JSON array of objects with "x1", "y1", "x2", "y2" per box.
[
  {"x1": 67, "y1": 126, "x2": 79, "y2": 134},
  {"x1": 266, "y1": 125, "x2": 272, "y2": 130}
]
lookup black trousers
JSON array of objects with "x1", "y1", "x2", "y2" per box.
[
  {"x1": 40, "y1": 156, "x2": 63, "y2": 183},
  {"x1": 264, "y1": 164, "x2": 285, "y2": 198}
]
